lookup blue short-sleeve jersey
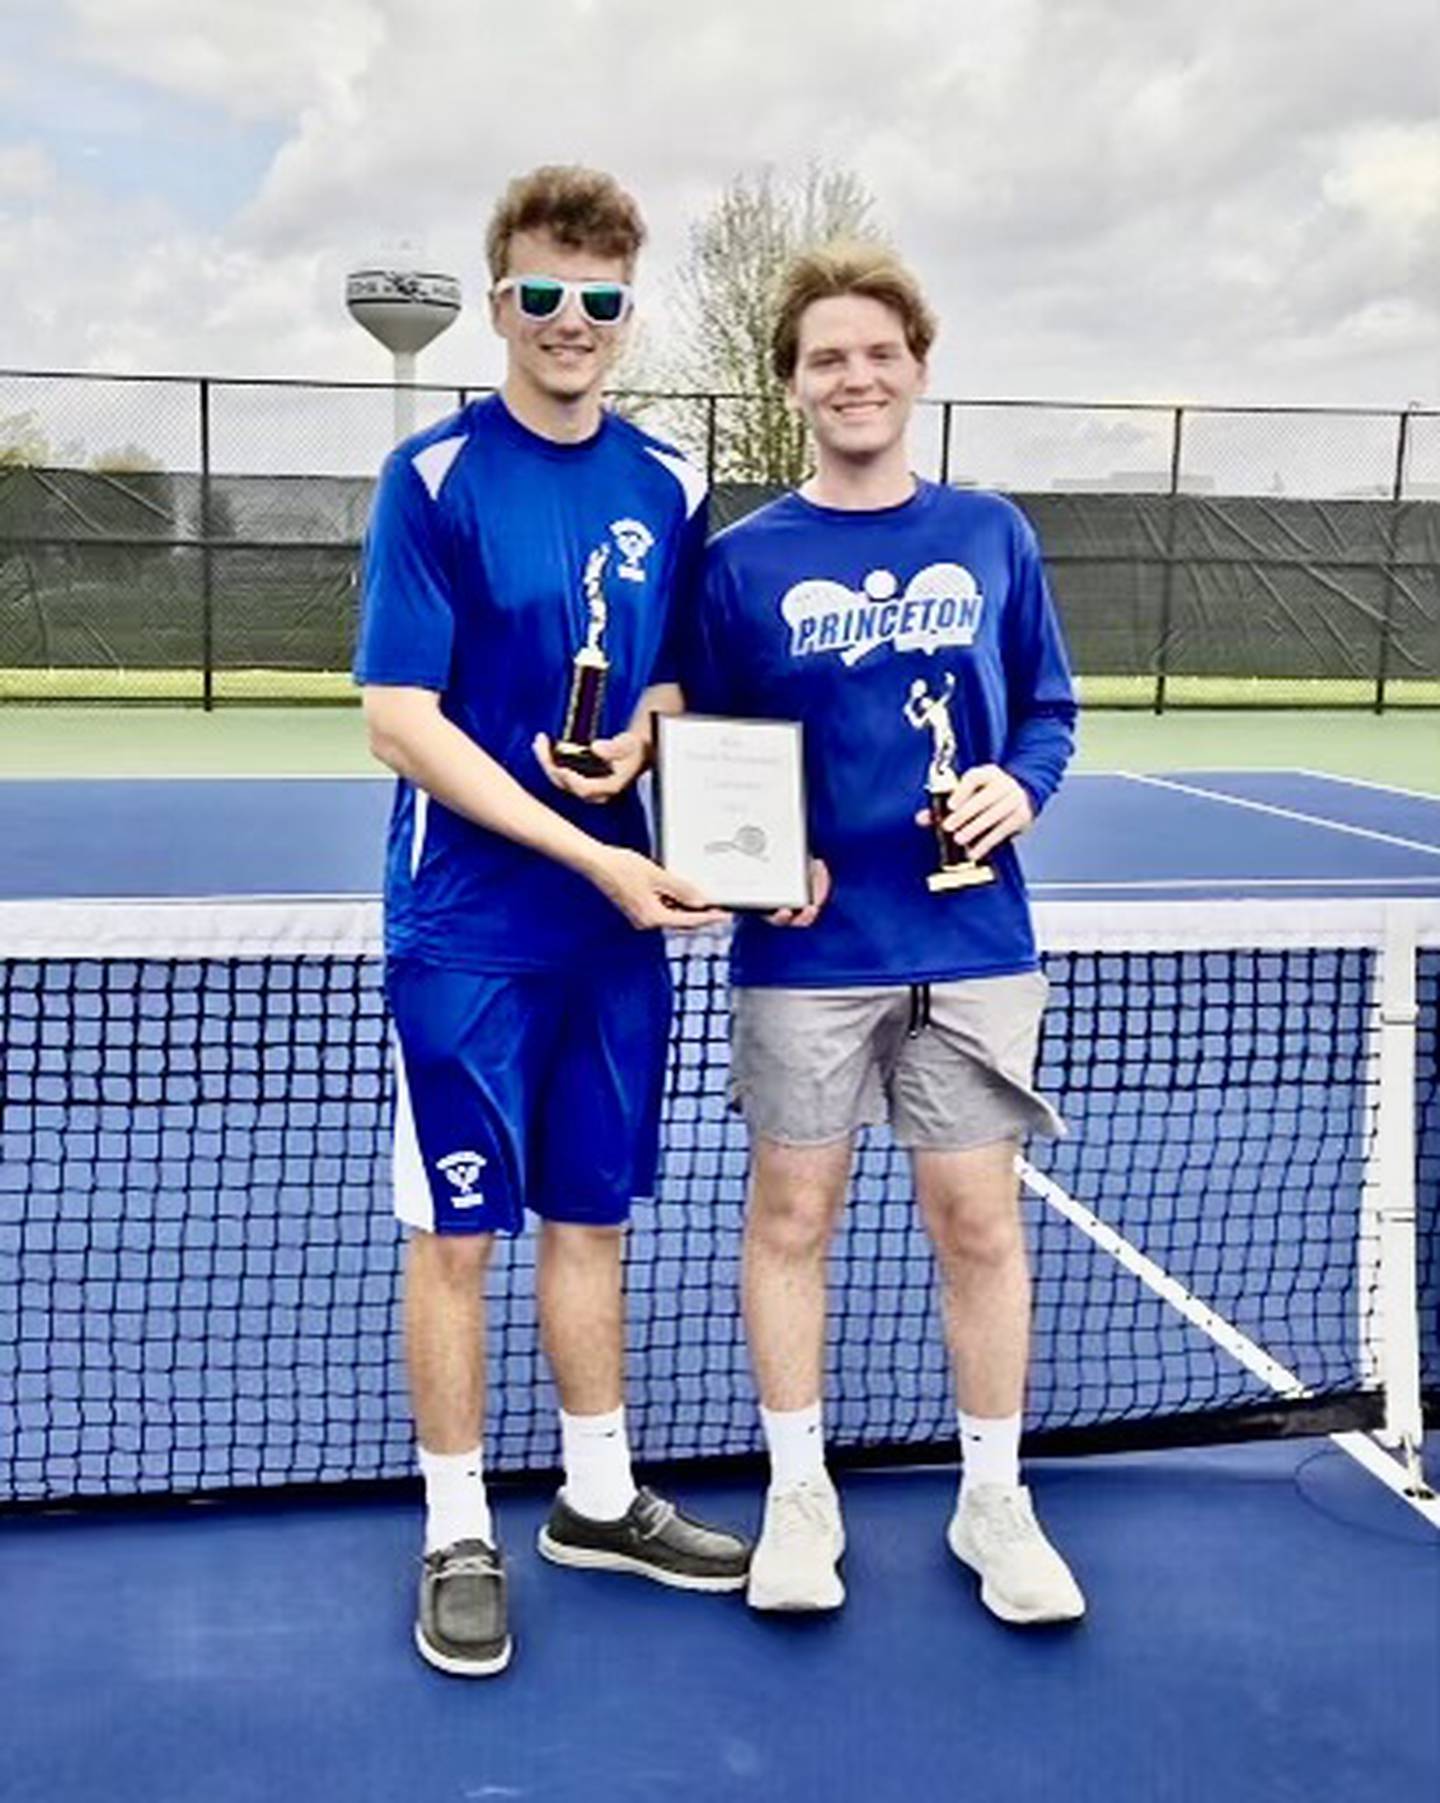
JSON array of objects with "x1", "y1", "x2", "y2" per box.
[
  {"x1": 356, "y1": 394, "x2": 707, "y2": 972},
  {"x1": 684, "y1": 481, "x2": 1077, "y2": 987}
]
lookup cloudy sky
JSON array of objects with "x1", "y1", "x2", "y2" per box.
[{"x1": 2, "y1": 0, "x2": 1437, "y2": 410}]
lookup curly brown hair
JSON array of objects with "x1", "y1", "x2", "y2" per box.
[
  {"x1": 485, "y1": 165, "x2": 647, "y2": 282},
  {"x1": 771, "y1": 240, "x2": 937, "y2": 381}
]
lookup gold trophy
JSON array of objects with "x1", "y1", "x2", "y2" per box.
[
  {"x1": 554, "y1": 545, "x2": 613, "y2": 777},
  {"x1": 904, "y1": 672, "x2": 995, "y2": 891}
]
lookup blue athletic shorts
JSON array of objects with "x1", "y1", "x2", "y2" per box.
[{"x1": 385, "y1": 939, "x2": 672, "y2": 1235}]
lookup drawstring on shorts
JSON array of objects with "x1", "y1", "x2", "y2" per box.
[{"x1": 906, "y1": 982, "x2": 933, "y2": 1038}]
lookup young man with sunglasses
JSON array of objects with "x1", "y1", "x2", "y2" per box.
[
  {"x1": 357, "y1": 165, "x2": 749, "y2": 1678},
  {"x1": 684, "y1": 243, "x2": 1084, "y2": 1624}
]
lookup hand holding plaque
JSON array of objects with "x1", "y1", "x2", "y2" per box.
[
  {"x1": 903, "y1": 672, "x2": 995, "y2": 892},
  {"x1": 554, "y1": 545, "x2": 613, "y2": 778}
]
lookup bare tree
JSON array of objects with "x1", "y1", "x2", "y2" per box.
[
  {"x1": 88, "y1": 444, "x2": 163, "y2": 474},
  {"x1": 641, "y1": 165, "x2": 885, "y2": 486},
  {"x1": 0, "y1": 411, "x2": 50, "y2": 468}
]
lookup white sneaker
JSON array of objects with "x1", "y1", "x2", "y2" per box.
[
  {"x1": 947, "y1": 1484, "x2": 1085, "y2": 1625},
  {"x1": 746, "y1": 1477, "x2": 846, "y2": 1612}
]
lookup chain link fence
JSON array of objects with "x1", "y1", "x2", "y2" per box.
[{"x1": 1, "y1": 371, "x2": 1436, "y2": 708}]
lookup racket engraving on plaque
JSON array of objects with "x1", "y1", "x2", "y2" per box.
[
  {"x1": 656, "y1": 715, "x2": 809, "y2": 912},
  {"x1": 704, "y1": 824, "x2": 769, "y2": 858}
]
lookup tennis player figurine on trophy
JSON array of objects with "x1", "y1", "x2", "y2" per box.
[
  {"x1": 904, "y1": 671, "x2": 995, "y2": 891},
  {"x1": 554, "y1": 544, "x2": 613, "y2": 777}
]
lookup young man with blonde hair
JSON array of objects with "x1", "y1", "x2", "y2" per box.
[
  {"x1": 685, "y1": 241, "x2": 1084, "y2": 1622},
  {"x1": 357, "y1": 165, "x2": 749, "y2": 1677}
]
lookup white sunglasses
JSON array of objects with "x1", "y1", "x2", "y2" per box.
[{"x1": 493, "y1": 275, "x2": 633, "y2": 326}]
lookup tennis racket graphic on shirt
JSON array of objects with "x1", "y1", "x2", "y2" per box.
[{"x1": 778, "y1": 565, "x2": 985, "y2": 667}]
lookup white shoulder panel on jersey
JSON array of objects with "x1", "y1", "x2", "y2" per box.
[
  {"x1": 644, "y1": 444, "x2": 707, "y2": 520},
  {"x1": 411, "y1": 435, "x2": 467, "y2": 502}
]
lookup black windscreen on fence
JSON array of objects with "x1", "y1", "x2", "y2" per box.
[{"x1": 2, "y1": 423, "x2": 1437, "y2": 709}]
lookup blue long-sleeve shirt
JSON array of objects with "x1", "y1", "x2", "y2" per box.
[{"x1": 683, "y1": 481, "x2": 1077, "y2": 986}]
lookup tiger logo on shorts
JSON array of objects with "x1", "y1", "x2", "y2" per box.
[{"x1": 436, "y1": 1150, "x2": 488, "y2": 1205}]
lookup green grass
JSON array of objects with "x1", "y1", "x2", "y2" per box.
[
  {"x1": 1074, "y1": 709, "x2": 1440, "y2": 792},
  {"x1": 4, "y1": 668, "x2": 1436, "y2": 709},
  {"x1": 1077, "y1": 675, "x2": 1440, "y2": 708},
  {"x1": 0, "y1": 668, "x2": 355, "y2": 703},
  {"x1": 0, "y1": 701, "x2": 375, "y2": 774},
  {"x1": 1, "y1": 698, "x2": 1437, "y2": 790}
]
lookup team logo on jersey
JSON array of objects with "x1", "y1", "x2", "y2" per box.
[
  {"x1": 609, "y1": 518, "x2": 655, "y2": 582},
  {"x1": 436, "y1": 1150, "x2": 488, "y2": 1206},
  {"x1": 780, "y1": 564, "x2": 984, "y2": 666}
]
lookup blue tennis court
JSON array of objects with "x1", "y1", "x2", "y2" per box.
[
  {"x1": 2, "y1": 767, "x2": 1440, "y2": 901},
  {"x1": 1, "y1": 768, "x2": 1437, "y2": 1803}
]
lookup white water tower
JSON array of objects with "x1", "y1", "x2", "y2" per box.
[{"x1": 346, "y1": 256, "x2": 461, "y2": 442}]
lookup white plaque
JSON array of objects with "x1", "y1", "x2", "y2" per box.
[{"x1": 655, "y1": 714, "x2": 809, "y2": 912}]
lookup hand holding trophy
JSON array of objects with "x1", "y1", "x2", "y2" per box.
[
  {"x1": 903, "y1": 671, "x2": 996, "y2": 892},
  {"x1": 554, "y1": 545, "x2": 614, "y2": 777}
]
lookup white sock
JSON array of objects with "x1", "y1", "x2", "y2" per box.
[
  {"x1": 560, "y1": 1406, "x2": 638, "y2": 1521},
  {"x1": 419, "y1": 1445, "x2": 493, "y2": 1553},
  {"x1": 761, "y1": 1401, "x2": 827, "y2": 1492},
  {"x1": 958, "y1": 1410, "x2": 1022, "y2": 1502}
]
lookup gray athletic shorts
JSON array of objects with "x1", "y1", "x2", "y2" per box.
[{"x1": 731, "y1": 971, "x2": 1064, "y2": 1150}]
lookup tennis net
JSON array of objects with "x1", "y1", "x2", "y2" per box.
[{"x1": 2, "y1": 896, "x2": 1436, "y2": 1505}]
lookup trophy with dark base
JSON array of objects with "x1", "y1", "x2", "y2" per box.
[
  {"x1": 554, "y1": 545, "x2": 613, "y2": 777},
  {"x1": 904, "y1": 672, "x2": 995, "y2": 892}
]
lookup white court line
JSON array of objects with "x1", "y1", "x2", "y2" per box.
[
  {"x1": 1289, "y1": 769, "x2": 1440, "y2": 807},
  {"x1": 0, "y1": 771, "x2": 387, "y2": 782},
  {"x1": 1116, "y1": 771, "x2": 1440, "y2": 858},
  {"x1": 1032, "y1": 877, "x2": 1440, "y2": 892},
  {"x1": 1330, "y1": 1432, "x2": 1440, "y2": 1523},
  {"x1": 1066, "y1": 769, "x2": 1265, "y2": 782},
  {"x1": 1018, "y1": 1158, "x2": 1440, "y2": 1529},
  {"x1": 1067, "y1": 767, "x2": 1329, "y2": 780}
]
